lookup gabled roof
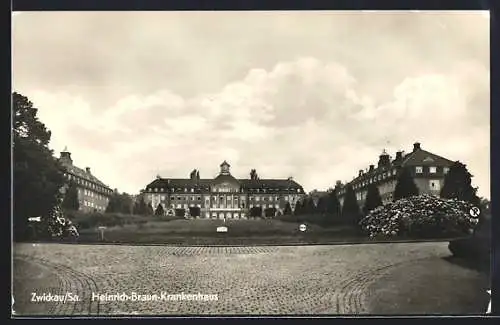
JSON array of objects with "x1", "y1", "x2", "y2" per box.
[
  {"x1": 60, "y1": 161, "x2": 110, "y2": 188},
  {"x1": 145, "y1": 177, "x2": 304, "y2": 190},
  {"x1": 401, "y1": 149, "x2": 454, "y2": 167}
]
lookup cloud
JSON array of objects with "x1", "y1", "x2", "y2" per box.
[{"x1": 13, "y1": 12, "x2": 490, "y2": 198}]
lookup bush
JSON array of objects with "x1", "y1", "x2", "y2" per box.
[{"x1": 359, "y1": 194, "x2": 480, "y2": 239}]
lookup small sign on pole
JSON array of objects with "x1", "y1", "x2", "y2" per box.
[
  {"x1": 98, "y1": 226, "x2": 107, "y2": 241},
  {"x1": 299, "y1": 224, "x2": 307, "y2": 232}
]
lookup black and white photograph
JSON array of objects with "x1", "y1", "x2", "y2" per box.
[{"x1": 12, "y1": 10, "x2": 491, "y2": 316}]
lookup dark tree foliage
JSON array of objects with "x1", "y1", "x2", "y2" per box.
[
  {"x1": 304, "y1": 197, "x2": 317, "y2": 214},
  {"x1": 326, "y1": 190, "x2": 341, "y2": 215},
  {"x1": 264, "y1": 207, "x2": 276, "y2": 218},
  {"x1": 250, "y1": 206, "x2": 262, "y2": 217},
  {"x1": 363, "y1": 183, "x2": 383, "y2": 215},
  {"x1": 146, "y1": 202, "x2": 154, "y2": 215},
  {"x1": 175, "y1": 208, "x2": 185, "y2": 217},
  {"x1": 189, "y1": 206, "x2": 201, "y2": 217},
  {"x1": 341, "y1": 184, "x2": 361, "y2": 225},
  {"x1": 62, "y1": 181, "x2": 80, "y2": 211},
  {"x1": 316, "y1": 196, "x2": 328, "y2": 214},
  {"x1": 13, "y1": 92, "x2": 66, "y2": 240},
  {"x1": 393, "y1": 167, "x2": 419, "y2": 201},
  {"x1": 440, "y1": 161, "x2": 481, "y2": 206},
  {"x1": 106, "y1": 192, "x2": 134, "y2": 214},
  {"x1": 283, "y1": 202, "x2": 292, "y2": 215},
  {"x1": 154, "y1": 204, "x2": 165, "y2": 216},
  {"x1": 133, "y1": 196, "x2": 148, "y2": 215},
  {"x1": 294, "y1": 199, "x2": 304, "y2": 215}
]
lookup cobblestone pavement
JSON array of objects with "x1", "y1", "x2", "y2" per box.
[{"x1": 12, "y1": 242, "x2": 468, "y2": 315}]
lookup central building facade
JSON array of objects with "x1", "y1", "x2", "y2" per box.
[{"x1": 143, "y1": 161, "x2": 305, "y2": 219}]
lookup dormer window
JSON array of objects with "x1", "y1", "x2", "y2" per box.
[
  {"x1": 416, "y1": 166, "x2": 423, "y2": 174},
  {"x1": 429, "y1": 166, "x2": 437, "y2": 174}
]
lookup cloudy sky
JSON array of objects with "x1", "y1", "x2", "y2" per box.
[{"x1": 12, "y1": 11, "x2": 490, "y2": 198}]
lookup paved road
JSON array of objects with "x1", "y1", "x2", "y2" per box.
[{"x1": 12, "y1": 242, "x2": 486, "y2": 316}]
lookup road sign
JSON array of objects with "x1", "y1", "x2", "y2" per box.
[
  {"x1": 299, "y1": 224, "x2": 307, "y2": 232},
  {"x1": 217, "y1": 227, "x2": 228, "y2": 233},
  {"x1": 470, "y1": 207, "x2": 481, "y2": 217}
]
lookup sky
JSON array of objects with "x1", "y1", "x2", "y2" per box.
[{"x1": 12, "y1": 11, "x2": 490, "y2": 198}]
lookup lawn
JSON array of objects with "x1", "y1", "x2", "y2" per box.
[{"x1": 75, "y1": 219, "x2": 366, "y2": 245}]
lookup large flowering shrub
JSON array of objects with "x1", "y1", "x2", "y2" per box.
[{"x1": 359, "y1": 195, "x2": 480, "y2": 239}]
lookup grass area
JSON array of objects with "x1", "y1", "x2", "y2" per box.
[
  {"x1": 29, "y1": 211, "x2": 470, "y2": 246},
  {"x1": 74, "y1": 219, "x2": 364, "y2": 245}
]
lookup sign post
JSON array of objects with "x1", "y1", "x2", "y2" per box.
[{"x1": 98, "y1": 226, "x2": 107, "y2": 241}]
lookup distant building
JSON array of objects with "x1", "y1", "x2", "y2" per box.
[
  {"x1": 337, "y1": 142, "x2": 454, "y2": 209},
  {"x1": 58, "y1": 147, "x2": 113, "y2": 212},
  {"x1": 143, "y1": 161, "x2": 306, "y2": 219}
]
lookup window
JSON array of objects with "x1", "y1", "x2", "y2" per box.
[
  {"x1": 177, "y1": 196, "x2": 181, "y2": 200},
  {"x1": 160, "y1": 188, "x2": 163, "y2": 192},
  {"x1": 184, "y1": 188, "x2": 187, "y2": 192},
  {"x1": 191, "y1": 188, "x2": 194, "y2": 193},
  {"x1": 444, "y1": 167, "x2": 450, "y2": 174},
  {"x1": 154, "y1": 188, "x2": 158, "y2": 192},
  {"x1": 197, "y1": 196, "x2": 201, "y2": 201},
  {"x1": 429, "y1": 166, "x2": 437, "y2": 174},
  {"x1": 161, "y1": 195, "x2": 166, "y2": 201},
  {"x1": 415, "y1": 166, "x2": 423, "y2": 174},
  {"x1": 256, "y1": 196, "x2": 260, "y2": 201},
  {"x1": 285, "y1": 197, "x2": 289, "y2": 201},
  {"x1": 429, "y1": 180, "x2": 441, "y2": 191}
]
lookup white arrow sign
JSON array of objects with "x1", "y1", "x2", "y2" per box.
[{"x1": 299, "y1": 224, "x2": 307, "y2": 232}]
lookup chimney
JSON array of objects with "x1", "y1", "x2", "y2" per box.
[
  {"x1": 369, "y1": 165, "x2": 375, "y2": 172},
  {"x1": 413, "y1": 142, "x2": 421, "y2": 152},
  {"x1": 358, "y1": 169, "x2": 363, "y2": 177},
  {"x1": 85, "y1": 167, "x2": 91, "y2": 174}
]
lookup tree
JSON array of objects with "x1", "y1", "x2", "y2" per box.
[
  {"x1": 326, "y1": 190, "x2": 341, "y2": 215},
  {"x1": 250, "y1": 206, "x2": 262, "y2": 217},
  {"x1": 325, "y1": 190, "x2": 341, "y2": 224},
  {"x1": 154, "y1": 204, "x2": 165, "y2": 216},
  {"x1": 316, "y1": 196, "x2": 328, "y2": 214},
  {"x1": 303, "y1": 197, "x2": 317, "y2": 214},
  {"x1": 440, "y1": 161, "x2": 480, "y2": 206},
  {"x1": 363, "y1": 183, "x2": 383, "y2": 215},
  {"x1": 341, "y1": 184, "x2": 361, "y2": 226},
  {"x1": 13, "y1": 92, "x2": 66, "y2": 240},
  {"x1": 283, "y1": 202, "x2": 292, "y2": 215},
  {"x1": 146, "y1": 202, "x2": 154, "y2": 215},
  {"x1": 105, "y1": 192, "x2": 134, "y2": 214},
  {"x1": 62, "y1": 181, "x2": 80, "y2": 211},
  {"x1": 133, "y1": 196, "x2": 148, "y2": 215},
  {"x1": 294, "y1": 199, "x2": 304, "y2": 215},
  {"x1": 393, "y1": 166, "x2": 419, "y2": 201}
]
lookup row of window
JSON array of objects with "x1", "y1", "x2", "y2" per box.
[
  {"x1": 65, "y1": 173, "x2": 111, "y2": 195},
  {"x1": 80, "y1": 189, "x2": 107, "y2": 201},
  {"x1": 150, "y1": 195, "x2": 299, "y2": 202},
  {"x1": 416, "y1": 166, "x2": 449, "y2": 174},
  {"x1": 249, "y1": 204, "x2": 280, "y2": 209},
  {"x1": 340, "y1": 166, "x2": 450, "y2": 195},
  {"x1": 82, "y1": 200, "x2": 105, "y2": 210},
  {"x1": 149, "y1": 187, "x2": 302, "y2": 193}
]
